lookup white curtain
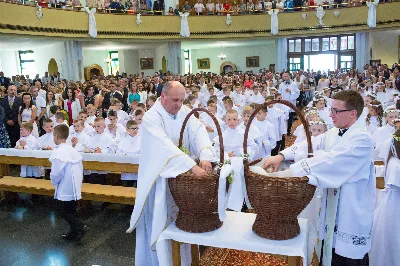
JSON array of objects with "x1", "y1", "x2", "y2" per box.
[
  {"x1": 356, "y1": 32, "x2": 370, "y2": 70},
  {"x1": 84, "y1": 7, "x2": 97, "y2": 38},
  {"x1": 276, "y1": 38, "x2": 288, "y2": 72},
  {"x1": 167, "y1": 42, "x2": 181, "y2": 75},
  {"x1": 63, "y1": 41, "x2": 83, "y2": 82},
  {"x1": 179, "y1": 12, "x2": 190, "y2": 38},
  {"x1": 268, "y1": 9, "x2": 279, "y2": 35},
  {"x1": 367, "y1": 0, "x2": 379, "y2": 28}
]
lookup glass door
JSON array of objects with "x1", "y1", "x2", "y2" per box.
[
  {"x1": 288, "y1": 56, "x2": 303, "y2": 72},
  {"x1": 339, "y1": 54, "x2": 355, "y2": 72}
]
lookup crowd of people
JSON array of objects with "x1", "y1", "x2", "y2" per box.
[
  {"x1": 9, "y1": 0, "x2": 393, "y2": 15},
  {"x1": 1, "y1": 62, "x2": 400, "y2": 261}
]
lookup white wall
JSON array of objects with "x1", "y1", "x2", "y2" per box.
[
  {"x1": 0, "y1": 51, "x2": 19, "y2": 77},
  {"x1": 82, "y1": 50, "x2": 110, "y2": 76},
  {"x1": 369, "y1": 30, "x2": 400, "y2": 65},
  {"x1": 187, "y1": 41, "x2": 277, "y2": 74},
  {"x1": 122, "y1": 50, "x2": 140, "y2": 75},
  {"x1": 33, "y1": 43, "x2": 66, "y2": 77},
  {"x1": 155, "y1": 43, "x2": 169, "y2": 73}
]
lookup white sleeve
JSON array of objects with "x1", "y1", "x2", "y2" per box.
[
  {"x1": 290, "y1": 133, "x2": 374, "y2": 188},
  {"x1": 50, "y1": 159, "x2": 67, "y2": 186}
]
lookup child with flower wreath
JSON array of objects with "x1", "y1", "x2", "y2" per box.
[{"x1": 366, "y1": 99, "x2": 384, "y2": 135}]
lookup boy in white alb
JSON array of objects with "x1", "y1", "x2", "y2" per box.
[
  {"x1": 265, "y1": 97, "x2": 287, "y2": 155},
  {"x1": 116, "y1": 120, "x2": 140, "y2": 187},
  {"x1": 84, "y1": 117, "x2": 117, "y2": 185},
  {"x1": 253, "y1": 106, "x2": 276, "y2": 160},
  {"x1": 69, "y1": 110, "x2": 95, "y2": 136},
  {"x1": 68, "y1": 120, "x2": 91, "y2": 183},
  {"x1": 50, "y1": 124, "x2": 87, "y2": 243},
  {"x1": 16, "y1": 123, "x2": 40, "y2": 178},
  {"x1": 201, "y1": 103, "x2": 225, "y2": 140},
  {"x1": 37, "y1": 119, "x2": 56, "y2": 150},
  {"x1": 213, "y1": 110, "x2": 258, "y2": 161},
  {"x1": 105, "y1": 110, "x2": 127, "y2": 144},
  {"x1": 54, "y1": 112, "x2": 68, "y2": 127},
  {"x1": 86, "y1": 104, "x2": 97, "y2": 126}
]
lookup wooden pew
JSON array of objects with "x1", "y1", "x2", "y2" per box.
[
  {"x1": 0, "y1": 176, "x2": 136, "y2": 205},
  {"x1": 374, "y1": 161, "x2": 385, "y2": 189}
]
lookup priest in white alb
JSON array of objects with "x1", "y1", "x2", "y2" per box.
[
  {"x1": 264, "y1": 90, "x2": 375, "y2": 266},
  {"x1": 127, "y1": 81, "x2": 215, "y2": 266}
]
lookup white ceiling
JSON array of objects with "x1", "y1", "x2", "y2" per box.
[{"x1": 0, "y1": 35, "x2": 63, "y2": 50}]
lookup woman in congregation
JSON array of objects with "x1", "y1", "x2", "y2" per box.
[
  {"x1": 45, "y1": 90, "x2": 59, "y2": 119},
  {"x1": 128, "y1": 82, "x2": 140, "y2": 104},
  {"x1": 83, "y1": 85, "x2": 97, "y2": 108},
  {"x1": 18, "y1": 93, "x2": 39, "y2": 138},
  {"x1": 63, "y1": 88, "x2": 81, "y2": 125}
]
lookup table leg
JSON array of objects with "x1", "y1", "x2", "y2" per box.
[
  {"x1": 0, "y1": 163, "x2": 10, "y2": 177},
  {"x1": 171, "y1": 240, "x2": 181, "y2": 266},
  {"x1": 287, "y1": 256, "x2": 302, "y2": 266},
  {"x1": 191, "y1": 244, "x2": 200, "y2": 266}
]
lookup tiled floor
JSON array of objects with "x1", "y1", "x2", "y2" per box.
[{"x1": 0, "y1": 197, "x2": 135, "y2": 266}]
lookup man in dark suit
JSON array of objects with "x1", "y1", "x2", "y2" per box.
[
  {"x1": 118, "y1": 81, "x2": 129, "y2": 112},
  {"x1": 0, "y1": 71, "x2": 10, "y2": 89},
  {"x1": 102, "y1": 81, "x2": 123, "y2": 117},
  {"x1": 0, "y1": 85, "x2": 22, "y2": 147},
  {"x1": 154, "y1": 76, "x2": 164, "y2": 97}
]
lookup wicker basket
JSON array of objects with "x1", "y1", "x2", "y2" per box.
[
  {"x1": 243, "y1": 100, "x2": 316, "y2": 240},
  {"x1": 168, "y1": 108, "x2": 224, "y2": 233}
]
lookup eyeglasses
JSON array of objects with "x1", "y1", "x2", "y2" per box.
[
  {"x1": 330, "y1": 108, "x2": 352, "y2": 115},
  {"x1": 128, "y1": 127, "x2": 139, "y2": 130}
]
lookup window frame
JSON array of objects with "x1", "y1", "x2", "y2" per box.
[
  {"x1": 18, "y1": 50, "x2": 35, "y2": 76},
  {"x1": 109, "y1": 51, "x2": 119, "y2": 76}
]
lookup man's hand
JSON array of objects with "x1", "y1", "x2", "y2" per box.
[
  {"x1": 228, "y1": 152, "x2": 234, "y2": 157},
  {"x1": 263, "y1": 154, "x2": 285, "y2": 172},
  {"x1": 191, "y1": 165, "x2": 207, "y2": 177},
  {"x1": 199, "y1": 160, "x2": 212, "y2": 173},
  {"x1": 286, "y1": 88, "x2": 292, "y2": 93},
  {"x1": 42, "y1": 146, "x2": 53, "y2": 150},
  {"x1": 7, "y1": 120, "x2": 14, "y2": 126}
]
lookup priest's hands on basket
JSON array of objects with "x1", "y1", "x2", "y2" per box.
[
  {"x1": 191, "y1": 160, "x2": 212, "y2": 176},
  {"x1": 263, "y1": 153, "x2": 285, "y2": 172}
]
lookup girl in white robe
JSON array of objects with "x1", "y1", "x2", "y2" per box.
[
  {"x1": 313, "y1": 98, "x2": 334, "y2": 129},
  {"x1": 375, "y1": 82, "x2": 388, "y2": 106},
  {"x1": 373, "y1": 108, "x2": 399, "y2": 151},
  {"x1": 370, "y1": 131, "x2": 400, "y2": 266},
  {"x1": 366, "y1": 100, "x2": 384, "y2": 135}
]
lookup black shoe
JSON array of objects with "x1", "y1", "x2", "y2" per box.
[{"x1": 74, "y1": 225, "x2": 90, "y2": 243}]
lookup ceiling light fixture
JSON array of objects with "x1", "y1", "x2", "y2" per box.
[{"x1": 218, "y1": 53, "x2": 226, "y2": 60}]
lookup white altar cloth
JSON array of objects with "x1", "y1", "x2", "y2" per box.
[
  {"x1": 0, "y1": 148, "x2": 139, "y2": 164},
  {"x1": 156, "y1": 211, "x2": 314, "y2": 266}
]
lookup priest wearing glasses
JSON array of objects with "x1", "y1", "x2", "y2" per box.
[{"x1": 264, "y1": 90, "x2": 374, "y2": 266}]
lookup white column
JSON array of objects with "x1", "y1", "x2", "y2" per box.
[
  {"x1": 356, "y1": 32, "x2": 370, "y2": 70},
  {"x1": 276, "y1": 38, "x2": 288, "y2": 72},
  {"x1": 167, "y1": 41, "x2": 181, "y2": 75}
]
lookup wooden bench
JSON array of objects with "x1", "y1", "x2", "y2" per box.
[{"x1": 0, "y1": 176, "x2": 136, "y2": 205}]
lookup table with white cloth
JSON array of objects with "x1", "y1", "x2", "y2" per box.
[
  {"x1": 156, "y1": 211, "x2": 315, "y2": 266},
  {"x1": 0, "y1": 148, "x2": 139, "y2": 175}
]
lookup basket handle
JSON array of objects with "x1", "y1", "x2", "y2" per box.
[
  {"x1": 243, "y1": 100, "x2": 313, "y2": 168},
  {"x1": 179, "y1": 107, "x2": 224, "y2": 165}
]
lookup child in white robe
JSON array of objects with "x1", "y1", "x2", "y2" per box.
[
  {"x1": 201, "y1": 103, "x2": 225, "y2": 140},
  {"x1": 238, "y1": 106, "x2": 262, "y2": 159},
  {"x1": 213, "y1": 110, "x2": 258, "y2": 161},
  {"x1": 222, "y1": 98, "x2": 241, "y2": 121},
  {"x1": 67, "y1": 120, "x2": 91, "y2": 182},
  {"x1": 15, "y1": 123, "x2": 40, "y2": 178},
  {"x1": 105, "y1": 110, "x2": 127, "y2": 144},
  {"x1": 266, "y1": 97, "x2": 286, "y2": 155},
  {"x1": 247, "y1": 86, "x2": 265, "y2": 105},
  {"x1": 375, "y1": 82, "x2": 388, "y2": 106},
  {"x1": 110, "y1": 98, "x2": 129, "y2": 127},
  {"x1": 373, "y1": 108, "x2": 399, "y2": 151},
  {"x1": 314, "y1": 97, "x2": 334, "y2": 129},
  {"x1": 232, "y1": 85, "x2": 246, "y2": 112},
  {"x1": 366, "y1": 100, "x2": 384, "y2": 135},
  {"x1": 37, "y1": 119, "x2": 56, "y2": 150},
  {"x1": 86, "y1": 104, "x2": 97, "y2": 126},
  {"x1": 370, "y1": 129, "x2": 400, "y2": 266},
  {"x1": 69, "y1": 110, "x2": 95, "y2": 136},
  {"x1": 116, "y1": 120, "x2": 140, "y2": 188},
  {"x1": 50, "y1": 124, "x2": 86, "y2": 243},
  {"x1": 54, "y1": 111, "x2": 69, "y2": 127},
  {"x1": 294, "y1": 108, "x2": 320, "y2": 144},
  {"x1": 253, "y1": 106, "x2": 276, "y2": 160},
  {"x1": 84, "y1": 117, "x2": 117, "y2": 185}
]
